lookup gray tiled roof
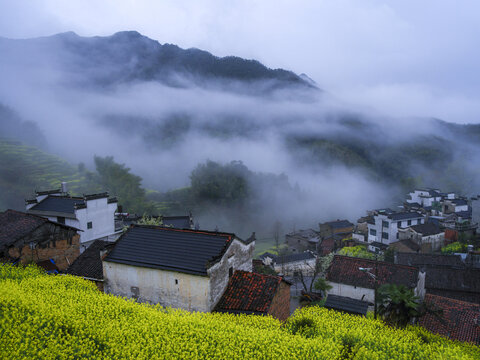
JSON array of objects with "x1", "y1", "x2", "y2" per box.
[
  {"x1": 66, "y1": 240, "x2": 113, "y2": 280},
  {"x1": 275, "y1": 251, "x2": 316, "y2": 264},
  {"x1": 29, "y1": 196, "x2": 85, "y2": 214},
  {"x1": 409, "y1": 223, "x2": 442, "y2": 236},
  {"x1": 104, "y1": 226, "x2": 244, "y2": 276},
  {"x1": 388, "y1": 212, "x2": 424, "y2": 221},
  {"x1": 325, "y1": 294, "x2": 369, "y2": 315},
  {"x1": 325, "y1": 220, "x2": 354, "y2": 229}
]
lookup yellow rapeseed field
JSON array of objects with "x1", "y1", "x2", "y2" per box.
[{"x1": 0, "y1": 264, "x2": 478, "y2": 359}]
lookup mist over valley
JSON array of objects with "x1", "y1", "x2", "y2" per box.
[{"x1": 1, "y1": 31, "x2": 479, "y2": 239}]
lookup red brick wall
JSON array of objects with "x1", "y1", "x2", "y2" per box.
[
  {"x1": 9, "y1": 233, "x2": 80, "y2": 271},
  {"x1": 268, "y1": 281, "x2": 291, "y2": 321}
]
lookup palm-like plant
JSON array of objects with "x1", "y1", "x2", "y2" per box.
[{"x1": 376, "y1": 284, "x2": 420, "y2": 328}]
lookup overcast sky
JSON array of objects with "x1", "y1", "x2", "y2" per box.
[{"x1": 1, "y1": 0, "x2": 479, "y2": 123}]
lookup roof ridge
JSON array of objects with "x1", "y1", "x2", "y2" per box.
[{"x1": 333, "y1": 255, "x2": 419, "y2": 271}]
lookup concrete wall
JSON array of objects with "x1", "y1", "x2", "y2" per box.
[
  {"x1": 273, "y1": 258, "x2": 317, "y2": 276},
  {"x1": 329, "y1": 282, "x2": 374, "y2": 303},
  {"x1": 103, "y1": 261, "x2": 211, "y2": 312},
  {"x1": 75, "y1": 198, "x2": 117, "y2": 245},
  {"x1": 103, "y1": 237, "x2": 255, "y2": 312},
  {"x1": 368, "y1": 215, "x2": 424, "y2": 245},
  {"x1": 268, "y1": 281, "x2": 291, "y2": 321},
  {"x1": 207, "y1": 239, "x2": 255, "y2": 310}
]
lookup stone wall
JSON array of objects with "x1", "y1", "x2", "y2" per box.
[{"x1": 8, "y1": 224, "x2": 80, "y2": 271}]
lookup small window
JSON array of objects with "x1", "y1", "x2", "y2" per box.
[
  {"x1": 370, "y1": 229, "x2": 377, "y2": 236},
  {"x1": 175, "y1": 279, "x2": 178, "y2": 285},
  {"x1": 57, "y1": 216, "x2": 65, "y2": 224},
  {"x1": 382, "y1": 221, "x2": 389, "y2": 228},
  {"x1": 87, "y1": 222, "x2": 93, "y2": 229},
  {"x1": 407, "y1": 220, "x2": 412, "y2": 226},
  {"x1": 397, "y1": 221, "x2": 401, "y2": 228},
  {"x1": 382, "y1": 232, "x2": 389, "y2": 240},
  {"x1": 229, "y1": 267, "x2": 233, "y2": 278},
  {"x1": 396, "y1": 233, "x2": 399, "y2": 239}
]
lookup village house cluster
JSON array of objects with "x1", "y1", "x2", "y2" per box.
[{"x1": 0, "y1": 185, "x2": 479, "y2": 343}]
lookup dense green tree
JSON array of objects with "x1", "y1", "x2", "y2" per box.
[
  {"x1": 94, "y1": 156, "x2": 154, "y2": 214},
  {"x1": 377, "y1": 284, "x2": 420, "y2": 328},
  {"x1": 190, "y1": 160, "x2": 250, "y2": 205}
]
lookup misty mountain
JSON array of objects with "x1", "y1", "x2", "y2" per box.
[
  {"x1": 0, "y1": 31, "x2": 479, "y2": 236},
  {"x1": 0, "y1": 31, "x2": 314, "y2": 93}
]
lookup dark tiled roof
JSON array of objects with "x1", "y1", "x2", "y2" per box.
[
  {"x1": 29, "y1": 196, "x2": 85, "y2": 214},
  {"x1": 104, "y1": 226, "x2": 242, "y2": 276},
  {"x1": 388, "y1": 212, "x2": 424, "y2": 221},
  {"x1": 425, "y1": 267, "x2": 480, "y2": 295},
  {"x1": 390, "y1": 239, "x2": 421, "y2": 252},
  {"x1": 259, "y1": 252, "x2": 277, "y2": 260},
  {"x1": 455, "y1": 210, "x2": 472, "y2": 219},
  {"x1": 395, "y1": 253, "x2": 464, "y2": 269},
  {"x1": 286, "y1": 229, "x2": 318, "y2": 238},
  {"x1": 214, "y1": 270, "x2": 286, "y2": 315},
  {"x1": 324, "y1": 294, "x2": 369, "y2": 315},
  {"x1": 66, "y1": 240, "x2": 113, "y2": 280},
  {"x1": 419, "y1": 294, "x2": 480, "y2": 344},
  {"x1": 0, "y1": 210, "x2": 47, "y2": 249},
  {"x1": 409, "y1": 223, "x2": 442, "y2": 236},
  {"x1": 452, "y1": 199, "x2": 468, "y2": 206},
  {"x1": 275, "y1": 251, "x2": 316, "y2": 264},
  {"x1": 324, "y1": 220, "x2": 354, "y2": 229},
  {"x1": 162, "y1": 216, "x2": 191, "y2": 229},
  {"x1": 326, "y1": 255, "x2": 419, "y2": 289}
]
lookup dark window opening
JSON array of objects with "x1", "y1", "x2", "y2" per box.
[
  {"x1": 407, "y1": 220, "x2": 412, "y2": 226},
  {"x1": 175, "y1": 279, "x2": 178, "y2": 285},
  {"x1": 229, "y1": 267, "x2": 233, "y2": 278},
  {"x1": 87, "y1": 222, "x2": 93, "y2": 229},
  {"x1": 57, "y1": 216, "x2": 65, "y2": 224}
]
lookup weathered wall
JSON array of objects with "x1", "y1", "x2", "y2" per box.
[
  {"x1": 268, "y1": 281, "x2": 291, "y2": 321},
  {"x1": 8, "y1": 224, "x2": 80, "y2": 271},
  {"x1": 273, "y1": 258, "x2": 317, "y2": 276},
  {"x1": 329, "y1": 282, "x2": 374, "y2": 303},
  {"x1": 103, "y1": 261, "x2": 211, "y2": 312},
  {"x1": 207, "y1": 239, "x2": 254, "y2": 311}
]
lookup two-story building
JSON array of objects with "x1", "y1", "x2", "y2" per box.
[
  {"x1": 367, "y1": 209, "x2": 425, "y2": 245},
  {"x1": 103, "y1": 225, "x2": 255, "y2": 312},
  {"x1": 26, "y1": 187, "x2": 120, "y2": 250}
]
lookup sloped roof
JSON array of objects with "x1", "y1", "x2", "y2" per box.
[
  {"x1": 324, "y1": 220, "x2": 354, "y2": 229},
  {"x1": 104, "y1": 225, "x2": 247, "y2": 276},
  {"x1": 389, "y1": 239, "x2": 421, "y2": 252},
  {"x1": 326, "y1": 255, "x2": 419, "y2": 289},
  {"x1": 29, "y1": 196, "x2": 85, "y2": 214},
  {"x1": 324, "y1": 294, "x2": 369, "y2": 315},
  {"x1": 0, "y1": 209, "x2": 47, "y2": 249},
  {"x1": 275, "y1": 251, "x2": 316, "y2": 264},
  {"x1": 409, "y1": 223, "x2": 443, "y2": 236},
  {"x1": 259, "y1": 252, "x2": 277, "y2": 261},
  {"x1": 451, "y1": 198, "x2": 468, "y2": 206},
  {"x1": 395, "y1": 253, "x2": 464, "y2": 269},
  {"x1": 419, "y1": 294, "x2": 480, "y2": 344},
  {"x1": 66, "y1": 240, "x2": 113, "y2": 280},
  {"x1": 425, "y1": 267, "x2": 480, "y2": 294},
  {"x1": 388, "y1": 212, "x2": 424, "y2": 221},
  {"x1": 0, "y1": 209, "x2": 78, "y2": 251},
  {"x1": 214, "y1": 270, "x2": 287, "y2": 315}
]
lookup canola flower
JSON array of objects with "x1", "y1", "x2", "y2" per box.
[{"x1": 0, "y1": 264, "x2": 478, "y2": 359}]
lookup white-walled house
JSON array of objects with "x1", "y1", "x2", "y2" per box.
[
  {"x1": 326, "y1": 255, "x2": 425, "y2": 305},
  {"x1": 398, "y1": 223, "x2": 445, "y2": 252},
  {"x1": 103, "y1": 226, "x2": 255, "y2": 312},
  {"x1": 273, "y1": 251, "x2": 317, "y2": 276},
  {"x1": 26, "y1": 189, "x2": 120, "y2": 250},
  {"x1": 367, "y1": 210, "x2": 425, "y2": 245}
]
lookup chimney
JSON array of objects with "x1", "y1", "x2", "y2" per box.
[{"x1": 61, "y1": 182, "x2": 68, "y2": 194}]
